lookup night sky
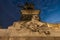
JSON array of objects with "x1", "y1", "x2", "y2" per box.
[{"x1": 0, "y1": 0, "x2": 60, "y2": 28}]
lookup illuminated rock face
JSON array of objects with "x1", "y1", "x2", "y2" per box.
[{"x1": 8, "y1": 9, "x2": 51, "y2": 36}]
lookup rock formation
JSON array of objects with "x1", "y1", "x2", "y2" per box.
[{"x1": 0, "y1": 2, "x2": 60, "y2": 40}]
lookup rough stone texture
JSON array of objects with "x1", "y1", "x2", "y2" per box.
[
  {"x1": 8, "y1": 37, "x2": 60, "y2": 40},
  {"x1": 0, "y1": 29, "x2": 9, "y2": 40},
  {"x1": 1, "y1": 8, "x2": 60, "y2": 40}
]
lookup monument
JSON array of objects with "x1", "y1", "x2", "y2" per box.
[
  {"x1": 8, "y1": 2, "x2": 51, "y2": 35},
  {"x1": 0, "y1": 2, "x2": 60, "y2": 40}
]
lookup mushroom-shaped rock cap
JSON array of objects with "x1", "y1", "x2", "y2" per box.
[{"x1": 24, "y1": 2, "x2": 34, "y2": 10}]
